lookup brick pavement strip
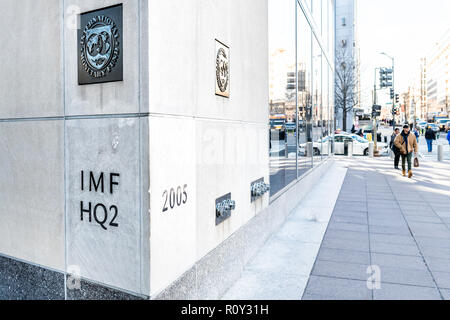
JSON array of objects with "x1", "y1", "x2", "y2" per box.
[{"x1": 302, "y1": 158, "x2": 450, "y2": 300}]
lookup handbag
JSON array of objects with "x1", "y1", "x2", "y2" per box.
[{"x1": 414, "y1": 157, "x2": 419, "y2": 168}]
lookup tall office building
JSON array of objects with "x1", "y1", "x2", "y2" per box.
[
  {"x1": 334, "y1": 0, "x2": 360, "y2": 131},
  {"x1": 426, "y1": 28, "x2": 450, "y2": 118}
]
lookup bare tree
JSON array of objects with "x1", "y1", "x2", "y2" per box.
[{"x1": 335, "y1": 46, "x2": 358, "y2": 132}]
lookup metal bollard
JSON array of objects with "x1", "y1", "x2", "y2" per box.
[
  {"x1": 307, "y1": 142, "x2": 313, "y2": 157},
  {"x1": 438, "y1": 144, "x2": 444, "y2": 162},
  {"x1": 368, "y1": 142, "x2": 374, "y2": 158},
  {"x1": 348, "y1": 141, "x2": 353, "y2": 157}
]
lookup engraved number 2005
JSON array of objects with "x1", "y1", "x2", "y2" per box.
[{"x1": 162, "y1": 185, "x2": 188, "y2": 212}]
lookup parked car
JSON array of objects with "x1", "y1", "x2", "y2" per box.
[
  {"x1": 417, "y1": 121, "x2": 428, "y2": 130},
  {"x1": 427, "y1": 123, "x2": 440, "y2": 134},
  {"x1": 436, "y1": 119, "x2": 450, "y2": 131},
  {"x1": 298, "y1": 134, "x2": 388, "y2": 156},
  {"x1": 437, "y1": 119, "x2": 450, "y2": 131}
]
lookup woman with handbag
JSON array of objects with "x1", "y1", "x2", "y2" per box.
[{"x1": 394, "y1": 125, "x2": 419, "y2": 178}]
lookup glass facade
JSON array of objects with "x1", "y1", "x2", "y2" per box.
[{"x1": 269, "y1": 0, "x2": 335, "y2": 197}]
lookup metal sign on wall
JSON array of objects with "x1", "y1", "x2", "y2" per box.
[
  {"x1": 215, "y1": 40, "x2": 230, "y2": 98},
  {"x1": 78, "y1": 4, "x2": 123, "y2": 85}
]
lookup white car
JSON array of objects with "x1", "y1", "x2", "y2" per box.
[{"x1": 299, "y1": 134, "x2": 389, "y2": 156}]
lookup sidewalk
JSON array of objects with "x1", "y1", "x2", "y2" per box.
[
  {"x1": 417, "y1": 135, "x2": 450, "y2": 162},
  {"x1": 303, "y1": 157, "x2": 450, "y2": 300},
  {"x1": 222, "y1": 162, "x2": 348, "y2": 299},
  {"x1": 223, "y1": 156, "x2": 450, "y2": 300}
]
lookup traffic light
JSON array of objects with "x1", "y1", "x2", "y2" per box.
[
  {"x1": 372, "y1": 105, "x2": 381, "y2": 118},
  {"x1": 390, "y1": 88, "x2": 395, "y2": 99},
  {"x1": 380, "y1": 68, "x2": 393, "y2": 88},
  {"x1": 395, "y1": 94, "x2": 400, "y2": 104}
]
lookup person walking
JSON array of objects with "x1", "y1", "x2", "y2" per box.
[
  {"x1": 413, "y1": 127, "x2": 420, "y2": 142},
  {"x1": 447, "y1": 130, "x2": 450, "y2": 149},
  {"x1": 390, "y1": 128, "x2": 401, "y2": 170},
  {"x1": 425, "y1": 125, "x2": 436, "y2": 153},
  {"x1": 394, "y1": 124, "x2": 419, "y2": 178}
]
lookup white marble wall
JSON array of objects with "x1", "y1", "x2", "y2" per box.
[
  {"x1": 147, "y1": 0, "x2": 269, "y2": 296},
  {"x1": 0, "y1": 0, "x2": 64, "y2": 270},
  {"x1": 0, "y1": 0, "x2": 150, "y2": 297}
]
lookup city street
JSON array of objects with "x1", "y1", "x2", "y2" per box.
[{"x1": 225, "y1": 156, "x2": 450, "y2": 300}]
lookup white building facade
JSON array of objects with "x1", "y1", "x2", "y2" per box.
[
  {"x1": 426, "y1": 28, "x2": 450, "y2": 119},
  {"x1": 334, "y1": 0, "x2": 360, "y2": 131}
]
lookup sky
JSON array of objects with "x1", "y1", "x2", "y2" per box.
[{"x1": 358, "y1": 0, "x2": 450, "y2": 108}]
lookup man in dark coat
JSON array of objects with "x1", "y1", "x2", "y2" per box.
[{"x1": 394, "y1": 125, "x2": 419, "y2": 178}]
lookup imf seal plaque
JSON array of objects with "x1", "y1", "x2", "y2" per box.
[
  {"x1": 215, "y1": 40, "x2": 230, "y2": 98},
  {"x1": 78, "y1": 4, "x2": 123, "y2": 85}
]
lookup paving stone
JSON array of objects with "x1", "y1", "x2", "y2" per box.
[
  {"x1": 423, "y1": 256, "x2": 450, "y2": 273},
  {"x1": 334, "y1": 200, "x2": 367, "y2": 208},
  {"x1": 439, "y1": 289, "x2": 450, "y2": 300},
  {"x1": 370, "y1": 225, "x2": 412, "y2": 236},
  {"x1": 367, "y1": 195, "x2": 396, "y2": 201},
  {"x1": 367, "y1": 202, "x2": 400, "y2": 209},
  {"x1": 415, "y1": 236, "x2": 450, "y2": 249},
  {"x1": 373, "y1": 283, "x2": 442, "y2": 300},
  {"x1": 405, "y1": 215, "x2": 444, "y2": 224},
  {"x1": 369, "y1": 234, "x2": 416, "y2": 246},
  {"x1": 402, "y1": 210, "x2": 436, "y2": 217},
  {"x1": 321, "y1": 237, "x2": 369, "y2": 252},
  {"x1": 330, "y1": 215, "x2": 367, "y2": 225},
  {"x1": 410, "y1": 228, "x2": 450, "y2": 239},
  {"x1": 409, "y1": 222, "x2": 450, "y2": 231},
  {"x1": 316, "y1": 248, "x2": 371, "y2": 265},
  {"x1": 378, "y1": 266, "x2": 435, "y2": 287},
  {"x1": 371, "y1": 253, "x2": 428, "y2": 271},
  {"x1": 368, "y1": 217, "x2": 407, "y2": 228},
  {"x1": 323, "y1": 230, "x2": 368, "y2": 242},
  {"x1": 312, "y1": 260, "x2": 368, "y2": 281},
  {"x1": 431, "y1": 272, "x2": 450, "y2": 290},
  {"x1": 333, "y1": 210, "x2": 368, "y2": 218},
  {"x1": 328, "y1": 222, "x2": 369, "y2": 233},
  {"x1": 370, "y1": 242, "x2": 421, "y2": 256},
  {"x1": 419, "y1": 246, "x2": 450, "y2": 260},
  {"x1": 333, "y1": 205, "x2": 368, "y2": 213},
  {"x1": 302, "y1": 276, "x2": 371, "y2": 300}
]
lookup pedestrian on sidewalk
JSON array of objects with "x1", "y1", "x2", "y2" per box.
[
  {"x1": 394, "y1": 124, "x2": 419, "y2": 178},
  {"x1": 390, "y1": 128, "x2": 401, "y2": 170},
  {"x1": 447, "y1": 130, "x2": 450, "y2": 148},
  {"x1": 413, "y1": 127, "x2": 420, "y2": 142},
  {"x1": 425, "y1": 126, "x2": 436, "y2": 153}
]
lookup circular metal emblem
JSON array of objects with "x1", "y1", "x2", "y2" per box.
[
  {"x1": 80, "y1": 15, "x2": 120, "y2": 78},
  {"x1": 216, "y1": 48, "x2": 229, "y2": 93}
]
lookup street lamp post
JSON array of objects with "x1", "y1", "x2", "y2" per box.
[
  {"x1": 373, "y1": 67, "x2": 380, "y2": 152},
  {"x1": 381, "y1": 52, "x2": 395, "y2": 132}
]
